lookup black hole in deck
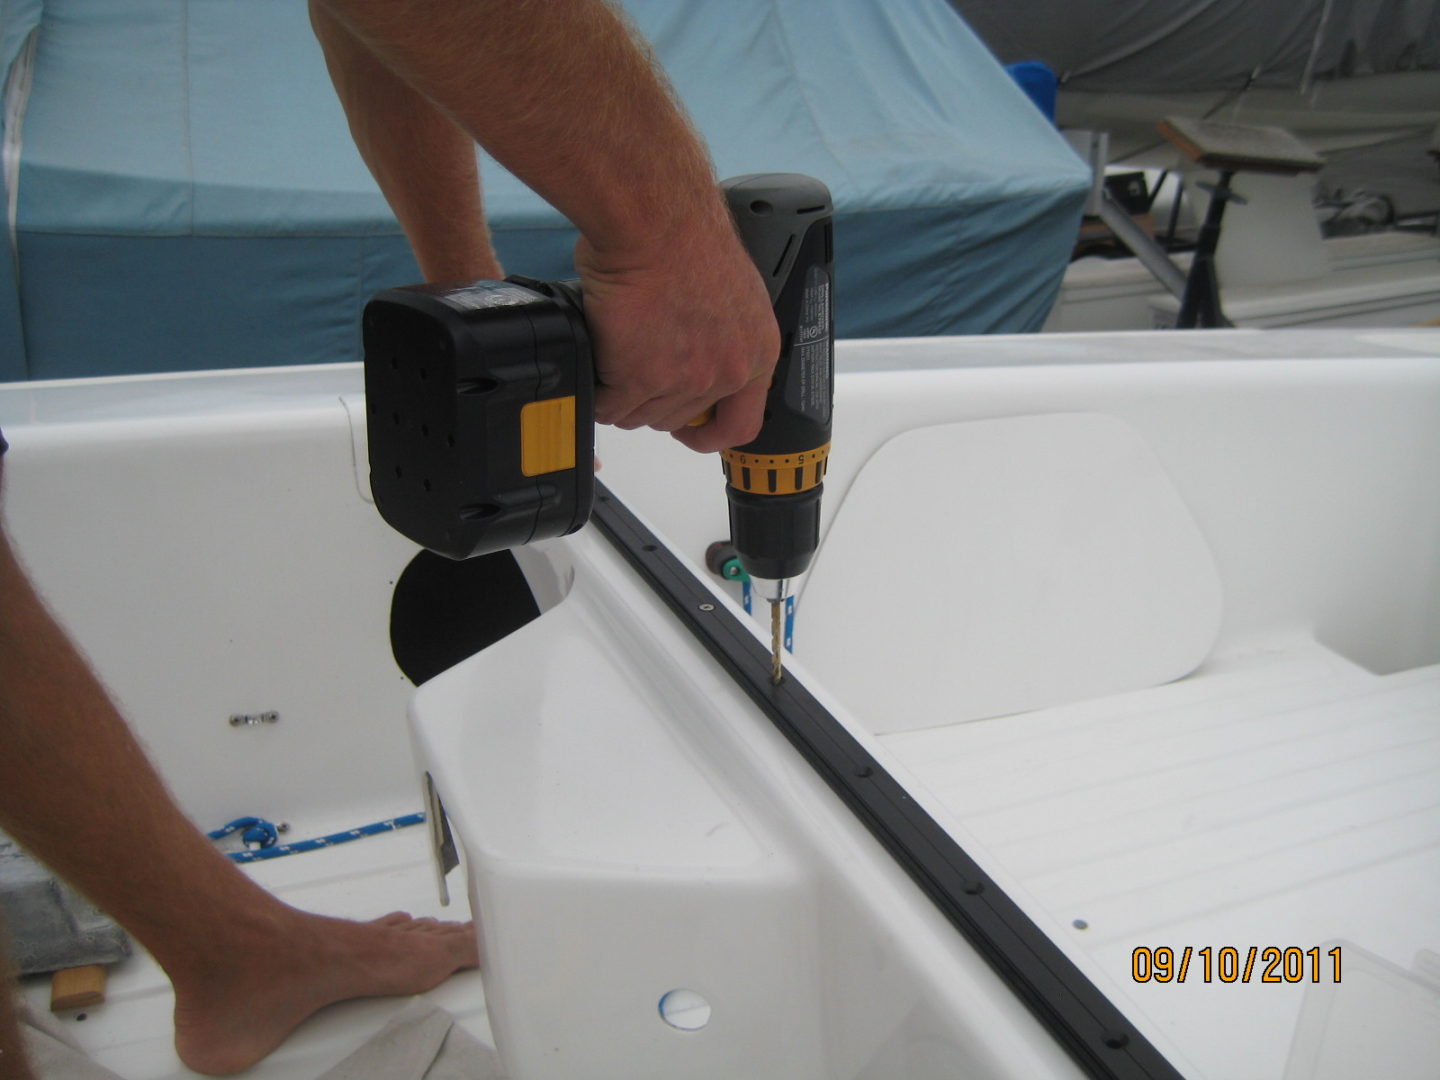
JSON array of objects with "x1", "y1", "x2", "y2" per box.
[{"x1": 390, "y1": 550, "x2": 541, "y2": 685}]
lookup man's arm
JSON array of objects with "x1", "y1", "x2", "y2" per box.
[
  {"x1": 311, "y1": 0, "x2": 778, "y2": 452},
  {"x1": 309, "y1": 2, "x2": 503, "y2": 284}
]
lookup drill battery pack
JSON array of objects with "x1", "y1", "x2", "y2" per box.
[{"x1": 363, "y1": 277, "x2": 594, "y2": 561}]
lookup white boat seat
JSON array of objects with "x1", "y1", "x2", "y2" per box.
[{"x1": 799, "y1": 412, "x2": 1224, "y2": 732}]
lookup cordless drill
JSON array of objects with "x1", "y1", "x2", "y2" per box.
[
  {"x1": 362, "y1": 173, "x2": 834, "y2": 681},
  {"x1": 717, "y1": 175, "x2": 833, "y2": 682}
]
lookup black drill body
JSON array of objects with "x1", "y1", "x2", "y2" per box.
[{"x1": 719, "y1": 175, "x2": 834, "y2": 584}]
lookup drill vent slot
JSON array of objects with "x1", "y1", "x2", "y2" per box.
[
  {"x1": 458, "y1": 377, "x2": 499, "y2": 395},
  {"x1": 772, "y1": 235, "x2": 795, "y2": 277}
]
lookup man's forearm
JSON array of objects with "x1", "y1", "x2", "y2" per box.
[
  {"x1": 310, "y1": 1, "x2": 502, "y2": 282},
  {"x1": 313, "y1": 0, "x2": 726, "y2": 262},
  {"x1": 314, "y1": 0, "x2": 780, "y2": 450},
  {"x1": 0, "y1": 522, "x2": 283, "y2": 973}
]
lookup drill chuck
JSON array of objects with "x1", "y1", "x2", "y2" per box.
[{"x1": 725, "y1": 487, "x2": 823, "y2": 582}]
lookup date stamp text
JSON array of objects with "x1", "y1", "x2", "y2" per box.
[{"x1": 1132, "y1": 946, "x2": 1342, "y2": 984}]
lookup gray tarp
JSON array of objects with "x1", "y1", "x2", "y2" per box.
[{"x1": 952, "y1": 0, "x2": 1440, "y2": 91}]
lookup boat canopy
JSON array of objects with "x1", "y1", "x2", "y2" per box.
[{"x1": 0, "y1": 0, "x2": 1088, "y2": 381}]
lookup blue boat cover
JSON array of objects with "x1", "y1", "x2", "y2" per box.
[{"x1": 0, "y1": 0, "x2": 1087, "y2": 381}]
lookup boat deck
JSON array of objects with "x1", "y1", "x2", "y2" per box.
[
  {"x1": 17, "y1": 827, "x2": 492, "y2": 1079},
  {"x1": 882, "y1": 636, "x2": 1440, "y2": 1080}
]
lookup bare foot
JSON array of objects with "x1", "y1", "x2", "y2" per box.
[{"x1": 170, "y1": 910, "x2": 478, "y2": 1076}]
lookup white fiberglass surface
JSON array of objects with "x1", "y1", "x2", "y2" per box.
[
  {"x1": 0, "y1": 367, "x2": 495, "y2": 1076},
  {"x1": 881, "y1": 639, "x2": 1440, "y2": 1080},
  {"x1": 2, "y1": 330, "x2": 1437, "y2": 1078},
  {"x1": 599, "y1": 331, "x2": 1440, "y2": 1079},
  {"x1": 0, "y1": 368, "x2": 425, "y2": 831},
  {"x1": 411, "y1": 524, "x2": 1091, "y2": 1080}
]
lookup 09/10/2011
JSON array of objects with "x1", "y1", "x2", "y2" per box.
[{"x1": 1131, "y1": 945, "x2": 1342, "y2": 984}]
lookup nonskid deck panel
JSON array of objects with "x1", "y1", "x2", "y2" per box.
[{"x1": 883, "y1": 640, "x2": 1440, "y2": 1080}]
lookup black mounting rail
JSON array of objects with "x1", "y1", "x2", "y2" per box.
[{"x1": 591, "y1": 480, "x2": 1185, "y2": 1080}]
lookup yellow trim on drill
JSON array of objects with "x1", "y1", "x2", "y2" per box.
[
  {"x1": 520, "y1": 396, "x2": 577, "y2": 476},
  {"x1": 721, "y1": 441, "x2": 830, "y2": 495}
]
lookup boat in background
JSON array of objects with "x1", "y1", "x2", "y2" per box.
[
  {"x1": 0, "y1": 0, "x2": 1087, "y2": 384},
  {"x1": 952, "y1": 0, "x2": 1440, "y2": 331}
]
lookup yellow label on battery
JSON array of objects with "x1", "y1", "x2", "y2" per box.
[{"x1": 520, "y1": 396, "x2": 577, "y2": 476}]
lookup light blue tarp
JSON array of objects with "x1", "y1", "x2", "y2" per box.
[{"x1": 1, "y1": 0, "x2": 1087, "y2": 380}]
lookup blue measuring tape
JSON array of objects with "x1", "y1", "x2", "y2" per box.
[{"x1": 207, "y1": 813, "x2": 426, "y2": 863}]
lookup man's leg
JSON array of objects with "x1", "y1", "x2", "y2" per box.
[{"x1": 0, "y1": 458, "x2": 477, "y2": 1076}]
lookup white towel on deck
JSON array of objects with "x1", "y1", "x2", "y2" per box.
[
  {"x1": 316, "y1": 1000, "x2": 505, "y2": 1080},
  {"x1": 20, "y1": 1005, "x2": 126, "y2": 1080}
]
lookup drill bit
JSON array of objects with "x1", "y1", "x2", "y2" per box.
[{"x1": 770, "y1": 600, "x2": 784, "y2": 685}]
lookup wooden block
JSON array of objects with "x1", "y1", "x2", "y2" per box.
[{"x1": 50, "y1": 965, "x2": 107, "y2": 1011}]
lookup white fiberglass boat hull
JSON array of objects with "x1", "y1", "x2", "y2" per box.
[{"x1": 0, "y1": 328, "x2": 1435, "y2": 1078}]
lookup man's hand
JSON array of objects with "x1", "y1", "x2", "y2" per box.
[{"x1": 578, "y1": 216, "x2": 779, "y2": 454}]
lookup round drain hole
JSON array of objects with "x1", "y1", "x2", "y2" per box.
[{"x1": 658, "y1": 988, "x2": 711, "y2": 1031}]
